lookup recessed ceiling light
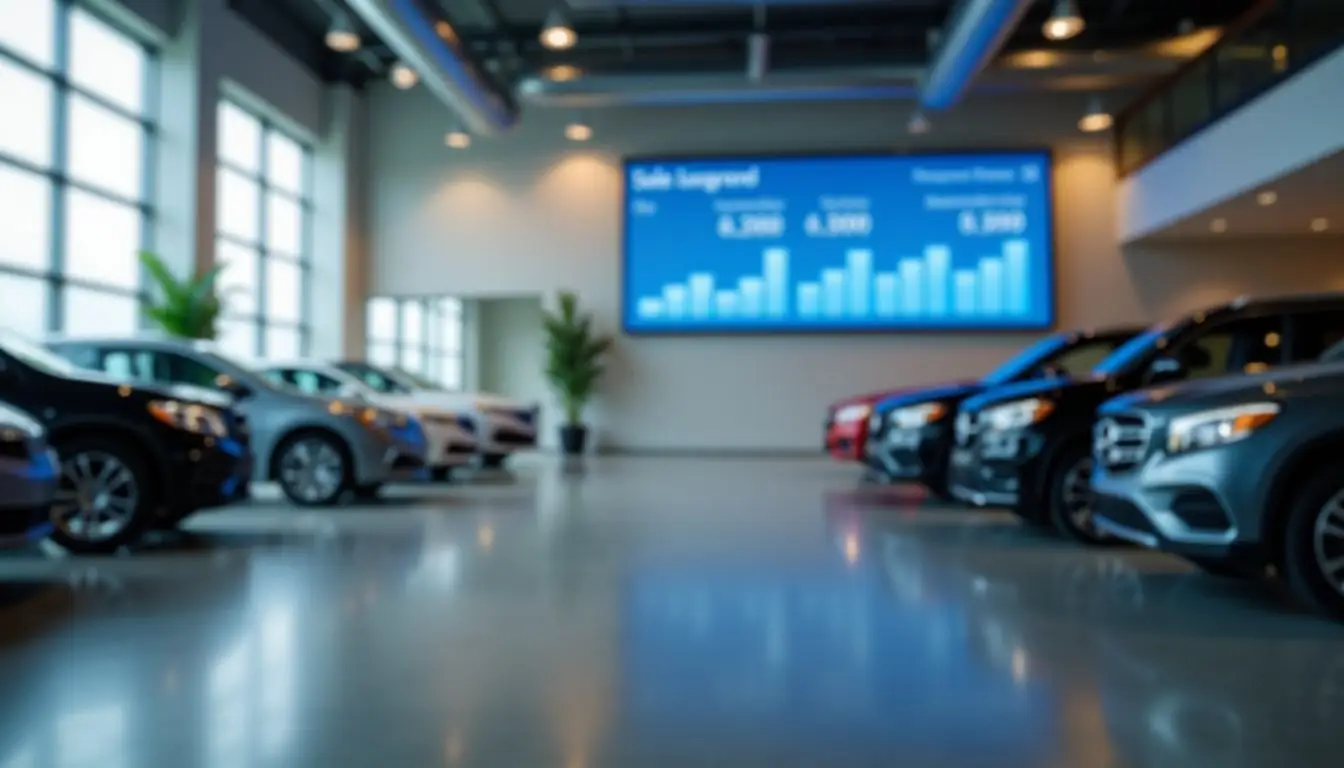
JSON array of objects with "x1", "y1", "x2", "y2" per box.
[
  {"x1": 389, "y1": 62, "x2": 418, "y2": 89},
  {"x1": 540, "y1": 8, "x2": 577, "y2": 50},
  {"x1": 1042, "y1": 0, "x2": 1085, "y2": 41},
  {"x1": 1077, "y1": 96, "x2": 1112, "y2": 132},
  {"x1": 1210, "y1": 218, "x2": 1228, "y2": 233},
  {"x1": 1311, "y1": 217, "x2": 1330, "y2": 232},
  {"x1": 445, "y1": 131, "x2": 471, "y2": 149},
  {"x1": 564, "y1": 122, "x2": 592, "y2": 141},
  {"x1": 1256, "y1": 190, "x2": 1278, "y2": 206},
  {"x1": 325, "y1": 14, "x2": 361, "y2": 52}
]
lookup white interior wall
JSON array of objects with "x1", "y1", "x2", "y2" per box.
[{"x1": 363, "y1": 89, "x2": 1343, "y2": 452}]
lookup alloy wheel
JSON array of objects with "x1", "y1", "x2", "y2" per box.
[
  {"x1": 1311, "y1": 489, "x2": 1344, "y2": 595},
  {"x1": 52, "y1": 451, "x2": 141, "y2": 542},
  {"x1": 280, "y1": 439, "x2": 345, "y2": 503},
  {"x1": 1062, "y1": 456, "x2": 1106, "y2": 539}
]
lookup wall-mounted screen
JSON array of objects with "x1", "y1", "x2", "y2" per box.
[{"x1": 622, "y1": 151, "x2": 1055, "y2": 334}]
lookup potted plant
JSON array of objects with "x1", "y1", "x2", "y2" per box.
[
  {"x1": 542, "y1": 291, "x2": 612, "y2": 455},
  {"x1": 140, "y1": 251, "x2": 228, "y2": 339}
]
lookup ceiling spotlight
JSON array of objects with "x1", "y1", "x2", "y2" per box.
[
  {"x1": 907, "y1": 111, "x2": 931, "y2": 134},
  {"x1": 390, "y1": 62, "x2": 418, "y2": 89},
  {"x1": 1256, "y1": 190, "x2": 1278, "y2": 206},
  {"x1": 545, "y1": 64, "x2": 582, "y2": 82},
  {"x1": 1077, "y1": 97, "x2": 1112, "y2": 132},
  {"x1": 1312, "y1": 217, "x2": 1330, "y2": 232},
  {"x1": 1210, "y1": 218, "x2": 1228, "y2": 234},
  {"x1": 564, "y1": 122, "x2": 592, "y2": 141},
  {"x1": 325, "y1": 13, "x2": 361, "y2": 53},
  {"x1": 540, "y1": 7, "x2": 577, "y2": 51},
  {"x1": 445, "y1": 131, "x2": 471, "y2": 149},
  {"x1": 1043, "y1": 0, "x2": 1085, "y2": 41}
]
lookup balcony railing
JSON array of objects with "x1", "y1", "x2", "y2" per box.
[{"x1": 1114, "y1": 0, "x2": 1344, "y2": 177}]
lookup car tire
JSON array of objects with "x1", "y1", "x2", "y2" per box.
[
  {"x1": 1282, "y1": 464, "x2": 1344, "y2": 621},
  {"x1": 1047, "y1": 446, "x2": 1114, "y2": 546},
  {"x1": 481, "y1": 453, "x2": 507, "y2": 470},
  {"x1": 1186, "y1": 556, "x2": 1251, "y2": 579},
  {"x1": 431, "y1": 466, "x2": 455, "y2": 483},
  {"x1": 352, "y1": 483, "x2": 383, "y2": 500},
  {"x1": 49, "y1": 436, "x2": 155, "y2": 555},
  {"x1": 275, "y1": 431, "x2": 352, "y2": 507}
]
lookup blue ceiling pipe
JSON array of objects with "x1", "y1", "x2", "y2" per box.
[
  {"x1": 345, "y1": 0, "x2": 518, "y2": 135},
  {"x1": 919, "y1": 0, "x2": 1036, "y2": 110}
]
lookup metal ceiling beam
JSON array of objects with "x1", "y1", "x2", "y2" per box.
[{"x1": 919, "y1": 0, "x2": 1035, "y2": 110}]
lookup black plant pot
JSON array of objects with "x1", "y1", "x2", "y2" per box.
[{"x1": 559, "y1": 424, "x2": 588, "y2": 456}]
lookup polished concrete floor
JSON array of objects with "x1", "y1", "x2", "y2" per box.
[{"x1": 0, "y1": 456, "x2": 1341, "y2": 767}]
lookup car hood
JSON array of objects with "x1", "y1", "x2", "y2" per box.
[
  {"x1": 63, "y1": 373, "x2": 234, "y2": 410},
  {"x1": 374, "y1": 393, "x2": 459, "y2": 417},
  {"x1": 961, "y1": 374, "x2": 1108, "y2": 414},
  {"x1": 1104, "y1": 360, "x2": 1344, "y2": 414},
  {"x1": 874, "y1": 382, "x2": 984, "y2": 414},
  {"x1": 412, "y1": 390, "x2": 533, "y2": 412}
]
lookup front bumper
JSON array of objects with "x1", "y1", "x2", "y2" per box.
[
  {"x1": 826, "y1": 419, "x2": 868, "y2": 462},
  {"x1": 0, "y1": 448, "x2": 58, "y2": 547},
  {"x1": 163, "y1": 434, "x2": 254, "y2": 512},
  {"x1": 866, "y1": 425, "x2": 950, "y2": 482},
  {"x1": 946, "y1": 426, "x2": 1047, "y2": 509},
  {"x1": 421, "y1": 420, "x2": 478, "y2": 468},
  {"x1": 477, "y1": 411, "x2": 538, "y2": 454},
  {"x1": 350, "y1": 422, "x2": 430, "y2": 485},
  {"x1": 1090, "y1": 442, "x2": 1265, "y2": 564}
]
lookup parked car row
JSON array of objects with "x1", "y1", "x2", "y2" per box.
[
  {"x1": 0, "y1": 331, "x2": 539, "y2": 554},
  {"x1": 826, "y1": 292, "x2": 1344, "y2": 621}
]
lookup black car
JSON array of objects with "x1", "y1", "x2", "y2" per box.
[
  {"x1": 0, "y1": 331, "x2": 252, "y2": 553},
  {"x1": 1091, "y1": 360, "x2": 1344, "y2": 620},
  {"x1": 952, "y1": 293, "x2": 1344, "y2": 544},
  {"x1": 866, "y1": 326, "x2": 1140, "y2": 499}
]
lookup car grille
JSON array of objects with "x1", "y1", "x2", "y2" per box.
[
  {"x1": 1094, "y1": 413, "x2": 1151, "y2": 472},
  {"x1": 954, "y1": 411, "x2": 980, "y2": 446}
]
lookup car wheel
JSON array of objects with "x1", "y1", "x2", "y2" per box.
[
  {"x1": 1186, "y1": 556, "x2": 1252, "y2": 579},
  {"x1": 1048, "y1": 447, "x2": 1114, "y2": 545},
  {"x1": 481, "y1": 453, "x2": 507, "y2": 470},
  {"x1": 431, "y1": 466, "x2": 455, "y2": 483},
  {"x1": 49, "y1": 437, "x2": 154, "y2": 554},
  {"x1": 1282, "y1": 465, "x2": 1344, "y2": 621},
  {"x1": 276, "y1": 432, "x2": 351, "y2": 507}
]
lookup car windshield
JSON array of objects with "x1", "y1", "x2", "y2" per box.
[
  {"x1": 338, "y1": 363, "x2": 419, "y2": 395},
  {"x1": 1091, "y1": 322, "x2": 1179, "y2": 376},
  {"x1": 0, "y1": 329, "x2": 80, "y2": 377},
  {"x1": 978, "y1": 334, "x2": 1069, "y2": 386}
]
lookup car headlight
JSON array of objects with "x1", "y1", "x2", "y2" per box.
[
  {"x1": 147, "y1": 400, "x2": 228, "y2": 437},
  {"x1": 1166, "y1": 402, "x2": 1279, "y2": 455},
  {"x1": 359, "y1": 407, "x2": 408, "y2": 430},
  {"x1": 981, "y1": 398, "x2": 1054, "y2": 431},
  {"x1": 888, "y1": 402, "x2": 949, "y2": 430},
  {"x1": 0, "y1": 403, "x2": 42, "y2": 440},
  {"x1": 834, "y1": 403, "x2": 872, "y2": 424}
]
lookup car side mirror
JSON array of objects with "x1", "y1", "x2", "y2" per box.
[
  {"x1": 215, "y1": 375, "x2": 253, "y2": 400},
  {"x1": 1146, "y1": 355, "x2": 1186, "y2": 384}
]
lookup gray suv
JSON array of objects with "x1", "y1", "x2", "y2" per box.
[{"x1": 48, "y1": 337, "x2": 429, "y2": 506}]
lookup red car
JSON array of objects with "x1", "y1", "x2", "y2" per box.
[{"x1": 823, "y1": 389, "x2": 913, "y2": 463}]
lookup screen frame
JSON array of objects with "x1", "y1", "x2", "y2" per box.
[{"x1": 619, "y1": 147, "x2": 1059, "y2": 337}]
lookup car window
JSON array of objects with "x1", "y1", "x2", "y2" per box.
[
  {"x1": 291, "y1": 369, "x2": 342, "y2": 395},
  {"x1": 1291, "y1": 309, "x2": 1344, "y2": 361},
  {"x1": 1159, "y1": 316, "x2": 1285, "y2": 382},
  {"x1": 164, "y1": 353, "x2": 225, "y2": 389},
  {"x1": 99, "y1": 349, "x2": 158, "y2": 382},
  {"x1": 1042, "y1": 338, "x2": 1124, "y2": 377}
]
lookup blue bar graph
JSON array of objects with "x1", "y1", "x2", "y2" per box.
[{"x1": 634, "y1": 239, "x2": 1034, "y2": 325}]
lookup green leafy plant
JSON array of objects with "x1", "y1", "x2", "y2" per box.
[
  {"x1": 140, "y1": 251, "x2": 228, "y2": 340},
  {"x1": 543, "y1": 291, "x2": 613, "y2": 427}
]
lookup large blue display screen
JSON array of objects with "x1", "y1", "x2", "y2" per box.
[{"x1": 622, "y1": 151, "x2": 1055, "y2": 333}]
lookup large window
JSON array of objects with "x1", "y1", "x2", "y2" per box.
[
  {"x1": 0, "y1": 0, "x2": 154, "y2": 338},
  {"x1": 214, "y1": 100, "x2": 311, "y2": 360},
  {"x1": 366, "y1": 297, "x2": 463, "y2": 389}
]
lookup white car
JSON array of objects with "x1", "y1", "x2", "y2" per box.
[
  {"x1": 333, "y1": 361, "x2": 538, "y2": 469},
  {"x1": 259, "y1": 361, "x2": 478, "y2": 481}
]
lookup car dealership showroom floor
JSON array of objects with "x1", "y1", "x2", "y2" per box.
[{"x1": 0, "y1": 456, "x2": 1340, "y2": 768}]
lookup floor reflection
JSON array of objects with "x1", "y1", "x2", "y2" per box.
[{"x1": 0, "y1": 458, "x2": 1337, "y2": 766}]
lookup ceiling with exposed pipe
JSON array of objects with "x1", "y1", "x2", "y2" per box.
[{"x1": 231, "y1": 0, "x2": 1331, "y2": 129}]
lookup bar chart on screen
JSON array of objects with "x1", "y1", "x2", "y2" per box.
[{"x1": 633, "y1": 239, "x2": 1033, "y2": 324}]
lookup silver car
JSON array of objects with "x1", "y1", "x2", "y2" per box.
[
  {"x1": 0, "y1": 401, "x2": 58, "y2": 547},
  {"x1": 46, "y1": 337, "x2": 429, "y2": 506}
]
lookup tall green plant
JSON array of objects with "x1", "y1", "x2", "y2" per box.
[
  {"x1": 140, "y1": 251, "x2": 228, "y2": 340},
  {"x1": 542, "y1": 291, "x2": 613, "y2": 427}
]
